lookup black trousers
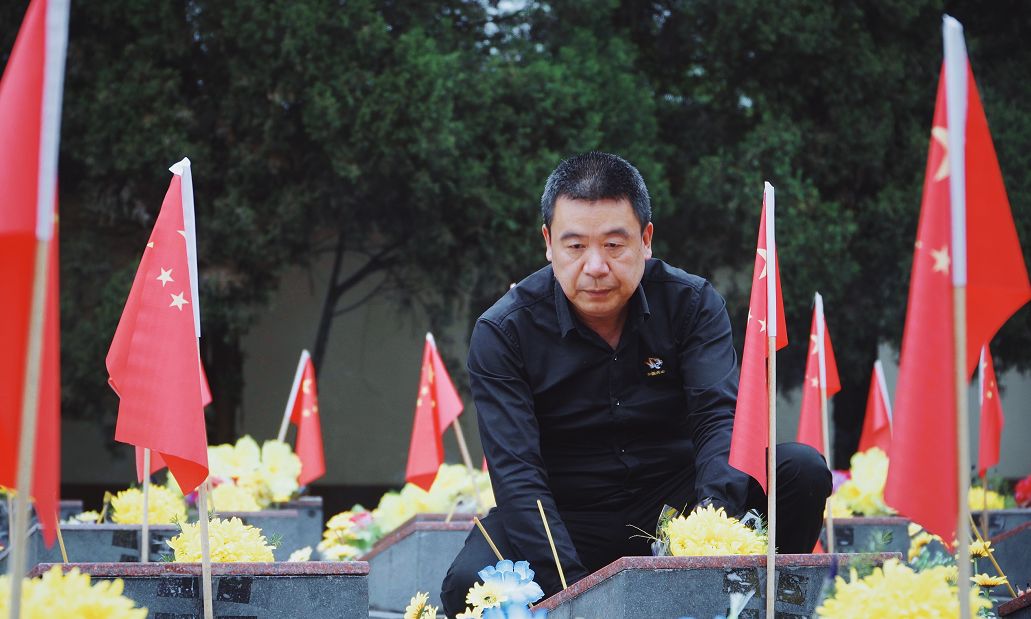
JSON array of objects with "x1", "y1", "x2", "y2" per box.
[{"x1": 440, "y1": 442, "x2": 831, "y2": 618}]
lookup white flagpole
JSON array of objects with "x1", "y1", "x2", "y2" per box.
[
  {"x1": 943, "y1": 15, "x2": 972, "y2": 619},
  {"x1": 815, "y1": 292, "x2": 835, "y2": 553},
  {"x1": 978, "y1": 347, "x2": 989, "y2": 540},
  {"x1": 763, "y1": 182, "x2": 778, "y2": 619},
  {"x1": 141, "y1": 448, "x2": 151, "y2": 563},
  {"x1": 278, "y1": 350, "x2": 311, "y2": 442},
  {"x1": 8, "y1": 3, "x2": 69, "y2": 618},
  {"x1": 874, "y1": 360, "x2": 893, "y2": 427},
  {"x1": 197, "y1": 480, "x2": 214, "y2": 619}
]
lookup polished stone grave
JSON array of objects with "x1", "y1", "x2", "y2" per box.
[
  {"x1": 30, "y1": 561, "x2": 370, "y2": 619},
  {"x1": 0, "y1": 523, "x2": 179, "y2": 572},
  {"x1": 0, "y1": 499, "x2": 83, "y2": 547},
  {"x1": 991, "y1": 520, "x2": 1031, "y2": 594},
  {"x1": 536, "y1": 553, "x2": 901, "y2": 619},
  {"x1": 362, "y1": 513, "x2": 474, "y2": 613},
  {"x1": 819, "y1": 517, "x2": 909, "y2": 554},
  {"x1": 225, "y1": 495, "x2": 325, "y2": 561},
  {"x1": 999, "y1": 590, "x2": 1031, "y2": 618},
  {"x1": 975, "y1": 508, "x2": 1031, "y2": 538}
]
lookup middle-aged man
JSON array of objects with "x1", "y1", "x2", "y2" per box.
[{"x1": 441, "y1": 152, "x2": 831, "y2": 616}]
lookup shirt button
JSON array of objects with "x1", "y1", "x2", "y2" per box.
[
  {"x1": 616, "y1": 400, "x2": 621, "y2": 407},
  {"x1": 621, "y1": 448, "x2": 626, "y2": 454},
  {"x1": 613, "y1": 355, "x2": 618, "y2": 361}
]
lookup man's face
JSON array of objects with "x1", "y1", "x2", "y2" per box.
[{"x1": 542, "y1": 196, "x2": 653, "y2": 328}]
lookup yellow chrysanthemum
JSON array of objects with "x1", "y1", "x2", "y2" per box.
[
  {"x1": 456, "y1": 607, "x2": 484, "y2": 619},
  {"x1": 167, "y1": 517, "x2": 275, "y2": 562},
  {"x1": 664, "y1": 505, "x2": 767, "y2": 556},
  {"x1": 0, "y1": 566, "x2": 146, "y2": 619},
  {"x1": 67, "y1": 510, "x2": 101, "y2": 524},
  {"x1": 260, "y1": 440, "x2": 302, "y2": 503},
  {"x1": 404, "y1": 592, "x2": 437, "y2": 619},
  {"x1": 831, "y1": 448, "x2": 895, "y2": 516},
  {"x1": 288, "y1": 546, "x2": 312, "y2": 562},
  {"x1": 824, "y1": 492, "x2": 851, "y2": 519},
  {"x1": 968, "y1": 486, "x2": 1005, "y2": 511},
  {"x1": 971, "y1": 573, "x2": 1008, "y2": 588},
  {"x1": 466, "y1": 581, "x2": 505, "y2": 610},
  {"x1": 317, "y1": 541, "x2": 361, "y2": 561},
  {"x1": 817, "y1": 559, "x2": 989, "y2": 619},
  {"x1": 110, "y1": 485, "x2": 186, "y2": 525},
  {"x1": 210, "y1": 482, "x2": 261, "y2": 512},
  {"x1": 908, "y1": 531, "x2": 944, "y2": 563},
  {"x1": 373, "y1": 490, "x2": 419, "y2": 534},
  {"x1": 969, "y1": 539, "x2": 993, "y2": 558}
]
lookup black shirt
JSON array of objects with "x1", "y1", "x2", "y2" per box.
[{"x1": 469, "y1": 259, "x2": 749, "y2": 590}]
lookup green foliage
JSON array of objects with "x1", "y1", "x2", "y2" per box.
[{"x1": 2, "y1": 1, "x2": 1028, "y2": 456}]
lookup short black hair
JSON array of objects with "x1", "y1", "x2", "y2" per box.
[{"x1": 540, "y1": 151, "x2": 651, "y2": 231}]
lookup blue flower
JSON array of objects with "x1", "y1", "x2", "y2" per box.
[
  {"x1": 483, "y1": 602, "x2": 548, "y2": 619},
  {"x1": 477, "y1": 560, "x2": 545, "y2": 606}
]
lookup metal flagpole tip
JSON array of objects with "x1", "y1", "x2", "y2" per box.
[{"x1": 168, "y1": 157, "x2": 192, "y2": 175}]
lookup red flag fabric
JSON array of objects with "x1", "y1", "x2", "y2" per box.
[
  {"x1": 0, "y1": 0, "x2": 63, "y2": 548},
  {"x1": 107, "y1": 166, "x2": 209, "y2": 495},
  {"x1": 405, "y1": 333, "x2": 464, "y2": 490},
  {"x1": 287, "y1": 353, "x2": 326, "y2": 486},
  {"x1": 857, "y1": 361, "x2": 892, "y2": 454},
  {"x1": 977, "y1": 346, "x2": 1003, "y2": 478},
  {"x1": 796, "y1": 300, "x2": 841, "y2": 457},
  {"x1": 135, "y1": 359, "x2": 212, "y2": 481},
  {"x1": 885, "y1": 62, "x2": 1031, "y2": 543},
  {"x1": 730, "y1": 184, "x2": 788, "y2": 492}
]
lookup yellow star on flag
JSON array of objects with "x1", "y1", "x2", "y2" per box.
[
  {"x1": 810, "y1": 377, "x2": 819, "y2": 388},
  {"x1": 169, "y1": 292, "x2": 189, "y2": 311},
  {"x1": 756, "y1": 248, "x2": 768, "y2": 280},
  {"x1": 931, "y1": 246, "x2": 950, "y2": 274},
  {"x1": 156, "y1": 267, "x2": 174, "y2": 287},
  {"x1": 147, "y1": 241, "x2": 155, "y2": 248},
  {"x1": 810, "y1": 334, "x2": 819, "y2": 355},
  {"x1": 758, "y1": 318, "x2": 767, "y2": 333},
  {"x1": 302, "y1": 378, "x2": 312, "y2": 394},
  {"x1": 302, "y1": 408, "x2": 311, "y2": 418}
]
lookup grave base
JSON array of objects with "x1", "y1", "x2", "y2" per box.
[
  {"x1": 537, "y1": 553, "x2": 901, "y2": 619},
  {"x1": 819, "y1": 517, "x2": 909, "y2": 554},
  {"x1": 29, "y1": 561, "x2": 370, "y2": 619}
]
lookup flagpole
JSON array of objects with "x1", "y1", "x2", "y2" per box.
[
  {"x1": 278, "y1": 350, "x2": 310, "y2": 442},
  {"x1": 7, "y1": 3, "x2": 69, "y2": 616},
  {"x1": 766, "y1": 336, "x2": 777, "y2": 619},
  {"x1": 978, "y1": 347, "x2": 989, "y2": 540},
  {"x1": 944, "y1": 15, "x2": 972, "y2": 619},
  {"x1": 814, "y1": 293, "x2": 835, "y2": 553},
  {"x1": 198, "y1": 480, "x2": 214, "y2": 619},
  {"x1": 762, "y1": 181, "x2": 778, "y2": 619},
  {"x1": 451, "y1": 419, "x2": 482, "y2": 513},
  {"x1": 141, "y1": 448, "x2": 151, "y2": 563},
  {"x1": 7, "y1": 239, "x2": 49, "y2": 614}
]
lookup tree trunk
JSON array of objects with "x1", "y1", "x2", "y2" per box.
[{"x1": 312, "y1": 234, "x2": 347, "y2": 377}]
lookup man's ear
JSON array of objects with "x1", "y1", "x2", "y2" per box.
[
  {"x1": 542, "y1": 224, "x2": 553, "y2": 262},
  {"x1": 642, "y1": 222, "x2": 654, "y2": 260}
]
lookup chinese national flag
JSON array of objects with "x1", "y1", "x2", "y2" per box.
[
  {"x1": 406, "y1": 333, "x2": 464, "y2": 491},
  {"x1": 796, "y1": 299, "x2": 841, "y2": 457},
  {"x1": 107, "y1": 162, "x2": 209, "y2": 496},
  {"x1": 857, "y1": 362, "x2": 892, "y2": 455},
  {"x1": 730, "y1": 183, "x2": 788, "y2": 492},
  {"x1": 286, "y1": 351, "x2": 325, "y2": 486},
  {"x1": 885, "y1": 57, "x2": 1031, "y2": 543},
  {"x1": 977, "y1": 346, "x2": 1003, "y2": 478},
  {"x1": 0, "y1": 0, "x2": 65, "y2": 548},
  {"x1": 136, "y1": 361, "x2": 212, "y2": 481}
]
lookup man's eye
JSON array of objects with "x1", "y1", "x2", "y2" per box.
[{"x1": 567, "y1": 244, "x2": 585, "y2": 250}]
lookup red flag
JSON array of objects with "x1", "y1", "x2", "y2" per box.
[
  {"x1": 0, "y1": 0, "x2": 65, "y2": 548},
  {"x1": 977, "y1": 346, "x2": 1003, "y2": 478},
  {"x1": 285, "y1": 351, "x2": 325, "y2": 486},
  {"x1": 107, "y1": 161, "x2": 209, "y2": 495},
  {"x1": 885, "y1": 51, "x2": 1031, "y2": 543},
  {"x1": 730, "y1": 183, "x2": 788, "y2": 491},
  {"x1": 857, "y1": 361, "x2": 892, "y2": 454},
  {"x1": 796, "y1": 294, "x2": 841, "y2": 457},
  {"x1": 136, "y1": 360, "x2": 211, "y2": 481},
  {"x1": 405, "y1": 333, "x2": 464, "y2": 490}
]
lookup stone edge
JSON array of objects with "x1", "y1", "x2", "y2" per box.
[{"x1": 28, "y1": 561, "x2": 369, "y2": 577}]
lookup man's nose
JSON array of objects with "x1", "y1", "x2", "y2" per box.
[{"x1": 583, "y1": 249, "x2": 610, "y2": 278}]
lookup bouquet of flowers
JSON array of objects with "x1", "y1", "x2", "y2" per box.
[
  {"x1": 454, "y1": 559, "x2": 546, "y2": 619},
  {"x1": 649, "y1": 504, "x2": 767, "y2": 557},
  {"x1": 167, "y1": 516, "x2": 277, "y2": 562},
  {"x1": 317, "y1": 507, "x2": 382, "y2": 561},
  {"x1": 0, "y1": 565, "x2": 146, "y2": 618},
  {"x1": 828, "y1": 448, "x2": 895, "y2": 517},
  {"x1": 203, "y1": 436, "x2": 303, "y2": 509},
  {"x1": 110, "y1": 485, "x2": 187, "y2": 525}
]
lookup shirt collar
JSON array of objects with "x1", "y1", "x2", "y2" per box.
[{"x1": 553, "y1": 276, "x2": 651, "y2": 338}]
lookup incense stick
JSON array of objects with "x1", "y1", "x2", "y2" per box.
[
  {"x1": 536, "y1": 499, "x2": 567, "y2": 590},
  {"x1": 55, "y1": 514, "x2": 68, "y2": 563},
  {"x1": 968, "y1": 513, "x2": 1017, "y2": 598},
  {"x1": 473, "y1": 517, "x2": 504, "y2": 561}
]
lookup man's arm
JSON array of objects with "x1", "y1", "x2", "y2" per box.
[
  {"x1": 677, "y1": 281, "x2": 752, "y2": 514},
  {"x1": 468, "y1": 318, "x2": 591, "y2": 594}
]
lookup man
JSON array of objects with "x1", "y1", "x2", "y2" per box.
[{"x1": 441, "y1": 152, "x2": 831, "y2": 616}]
